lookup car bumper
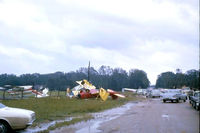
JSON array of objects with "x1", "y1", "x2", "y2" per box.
[{"x1": 27, "y1": 113, "x2": 36, "y2": 126}]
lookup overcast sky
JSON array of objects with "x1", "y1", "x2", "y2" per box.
[{"x1": 0, "y1": 0, "x2": 199, "y2": 84}]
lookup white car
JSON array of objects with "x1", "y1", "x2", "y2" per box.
[
  {"x1": 147, "y1": 90, "x2": 161, "y2": 98},
  {"x1": 137, "y1": 89, "x2": 143, "y2": 95},
  {"x1": 162, "y1": 89, "x2": 187, "y2": 103},
  {"x1": 0, "y1": 103, "x2": 35, "y2": 133}
]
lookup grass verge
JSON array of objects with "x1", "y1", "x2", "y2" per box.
[
  {"x1": 37, "y1": 114, "x2": 93, "y2": 133},
  {"x1": 1, "y1": 92, "x2": 142, "y2": 132}
]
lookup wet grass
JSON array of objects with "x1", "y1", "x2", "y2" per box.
[
  {"x1": 37, "y1": 115, "x2": 93, "y2": 133},
  {"x1": 1, "y1": 92, "x2": 141, "y2": 132}
]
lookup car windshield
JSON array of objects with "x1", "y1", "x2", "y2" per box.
[
  {"x1": 194, "y1": 93, "x2": 200, "y2": 97},
  {"x1": 0, "y1": 103, "x2": 6, "y2": 108}
]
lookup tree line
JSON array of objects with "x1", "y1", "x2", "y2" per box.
[
  {"x1": 156, "y1": 69, "x2": 199, "y2": 89},
  {"x1": 0, "y1": 66, "x2": 149, "y2": 91},
  {"x1": 0, "y1": 66, "x2": 199, "y2": 91}
]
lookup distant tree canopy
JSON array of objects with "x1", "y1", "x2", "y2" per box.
[
  {"x1": 0, "y1": 66, "x2": 150, "y2": 91},
  {"x1": 0, "y1": 67, "x2": 198, "y2": 91},
  {"x1": 129, "y1": 69, "x2": 150, "y2": 89},
  {"x1": 156, "y1": 69, "x2": 199, "y2": 89}
]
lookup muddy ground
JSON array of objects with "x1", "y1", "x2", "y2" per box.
[{"x1": 53, "y1": 98, "x2": 199, "y2": 133}]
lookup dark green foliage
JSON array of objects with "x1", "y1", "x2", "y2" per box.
[
  {"x1": 0, "y1": 66, "x2": 150, "y2": 90},
  {"x1": 0, "y1": 67, "x2": 198, "y2": 90},
  {"x1": 156, "y1": 69, "x2": 199, "y2": 89},
  {"x1": 129, "y1": 69, "x2": 150, "y2": 89}
]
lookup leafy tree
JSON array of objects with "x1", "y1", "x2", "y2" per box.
[
  {"x1": 0, "y1": 66, "x2": 151, "y2": 91},
  {"x1": 110, "y1": 68, "x2": 128, "y2": 91},
  {"x1": 128, "y1": 69, "x2": 150, "y2": 89},
  {"x1": 156, "y1": 72, "x2": 176, "y2": 88},
  {"x1": 185, "y1": 69, "x2": 199, "y2": 89},
  {"x1": 156, "y1": 69, "x2": 199, "y2": 89},
  {"x1": 98, "y1": 65, "x2": 113, "y2": 75}
]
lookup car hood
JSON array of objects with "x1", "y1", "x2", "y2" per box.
[{"x1": 0, "y1": 107, "x2": 34, "y2": 117}]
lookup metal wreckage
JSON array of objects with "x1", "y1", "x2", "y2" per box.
[{"x1": 66, "y1": 79, "x2": 125, "y2": 101}]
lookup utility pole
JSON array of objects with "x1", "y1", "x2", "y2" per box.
[{"x1": 88, "y1": 61, "x2": 90, "y2": 81}]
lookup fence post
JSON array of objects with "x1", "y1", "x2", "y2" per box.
[
  {"x1": 3, "y1": 85, "x2": 12, "y2": 100},
  {"x1": 57, "y1": 89, "x2": 60, "y2": 97},
  {"x1": 21, "y1": 88, "x2": 24, "y2": 99},
  {"x1": 3, "y1": 89, "x2": 6, "y2": 100}
]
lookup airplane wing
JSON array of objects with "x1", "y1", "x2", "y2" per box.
[
  {"x1": 123, "y1": 88, "x2": 137, "y2": 92},
  {"x1": 114, "y1": 93, "x2": 126, "y2": 98},
  {"x1": 107, "y1": 89, "x2": 125, "y2": 99},
  {"x1": 76, "y1": 79, "x2": 96, "y2": 90},
  {"x1": 0, "y1": 87, "x2": 5, "y2": 90}
]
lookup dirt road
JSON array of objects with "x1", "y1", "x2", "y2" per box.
[
  {"x1": 53, "y1": 99, "x2": 199, "y2": 133},
  {"x1": 99, "y1": 99, "x2": 199, "y2": 133}
]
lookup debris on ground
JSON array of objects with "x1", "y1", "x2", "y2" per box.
[{"x1": 66, "y1": 79, "x2": 125, "y2": 101}]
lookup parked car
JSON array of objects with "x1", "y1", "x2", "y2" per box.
[
  {"x1": 142, "y1": 89, "x2": 147, "y2": 95},
  {"x1": 161, "y1": 89, "x2": 187, "y2": 103},
  {"x1": 188, "y1": 90, "x2": 194, "y2": 100},
  {"x1": 189, "y1": 91, "x2": 200, "y2": 110},
  {"x1": 162, "y1": 92, "x2": 179, "y2": 103},
  {"x1": 181, "y1": 87, "x2": 191, "y2": 94},
  {"x1": 136, "y1": 89, "x2": 143, "y2": 95},
  {"x1": 136, "y1": 89, "x2": 147, "y2": 96},
  {"x1": 0, "y1": 103, "x2": 35, "y2": 133},
  {"x1": 175, "y1": 93, "x2": 187, "y2": 102},
  {"x1": 147, "y1": 89, "x2": 160, "y2": 98}
]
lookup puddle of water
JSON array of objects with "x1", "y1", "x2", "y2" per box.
[
  {"x1": 18, "y1": 117, "x2": 73, "y2": 133},
  {"x1": 58, "y1": 102, "x2": 137, "y2": 133},
  {"x1": 20, "y1": 101, "x2": 139, "y2": 133},
  {"x1": 162, "y1": 114, "x2": 169, "y2": 118},
  {"x1": 162, "y1": 114, "x2": 170, "y2": 120}
]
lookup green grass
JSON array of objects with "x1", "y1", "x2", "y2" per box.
[
  {"x1": 48, "y1": 91, "x2": 67, "y2": 97},
  {"x1": 38, "y1": 115, "x2": 93, "y2": 133},
  {"x1": 0, "y1": 92, "x2": 141, "y2": 131}
]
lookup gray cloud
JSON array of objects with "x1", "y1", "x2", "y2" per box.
[{"x1": 0, "y1": 0, "x2": 198, "y2": 84}]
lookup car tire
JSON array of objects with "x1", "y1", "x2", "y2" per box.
[
  {"x1": 163, "y1": 100, "x2": 166, "y2": 103},
  {"x1": 171, "y1": 100, "x2": 173, "y2": 103},
  {"x1": 176, "y1": 99, "x2": 179, "y2": 103},
  {"x1": 195, "y1": 104, "x2": 199, "y2": 111},
  {"x1": 0, "y1": 121, "x2": 9, "y2": 133},
  {"x1": 184, "y1": 100, "x2": 186, "y2": 102},
  {"x1": 193, "y1": 102, "x2": 195, "y2": 107},
  {"x1": 192, "y1": 102, "x2": 195, "y2": 108}
]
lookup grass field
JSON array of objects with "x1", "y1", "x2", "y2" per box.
[{"x1": 0, "y1": 92, "x2": 141, "y2": 132}]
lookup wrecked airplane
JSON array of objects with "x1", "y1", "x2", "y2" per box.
[
  {"x1": 6, "y1": 85, "x2": 49, "y2": 98},
  {"x1": 67, "y1": 79, "x2": 125, "y2": 101}
]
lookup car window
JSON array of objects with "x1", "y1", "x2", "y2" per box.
[
  {"x1": 0, "y1": 103, "x2": 6, "y2": 108},
  {"x1": 194, "y1": 93, "x2": 200, "y2": 97}
]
